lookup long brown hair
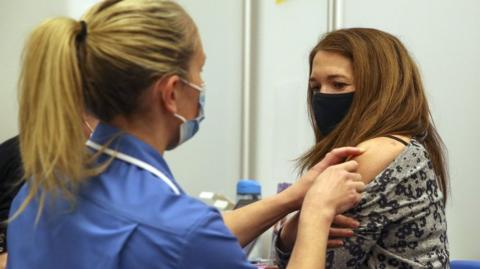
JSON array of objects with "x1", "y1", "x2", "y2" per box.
[
  {"x1": 298, "y1": 28, "x2": 449, "y2": 202},
  {"x1": 16, "y1": 0, "x2": 198, "y2": 219}
]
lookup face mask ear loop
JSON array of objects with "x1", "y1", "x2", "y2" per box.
[
  {"x1": 181, "y1": 79, "x2": 205, "y2": 92},
  {"x1": 173, "y1": 113, "x2": 187, "y2": 123},
  {"x1": 84, "y1": 121, "x2": 95, "y2": 138},
  {"x1": 85, "y1": 121, "x2": 94, "y2": 132}
]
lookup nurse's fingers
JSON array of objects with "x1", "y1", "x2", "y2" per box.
[
  {"x1": 327, "y1": 239, "x2": 344, "y2": 248},
  {"x1": 347, "y1": 172, "x2": 362, "y2": 182},
  {"x1": 332, "y1": 214, "x2": 360, "y2": 229},
  {"x1": 350, "y1": 181, "x2": 366, "y2": 192},
  {"x1": 329, "y1": 227, "x2": 354, "y2": 238},
  {"x1": 311, "y1": 147, "x2": 365, "y2": 173},
  {"x1": 334, "y1": 160, "x2": 359, "y2": 173}
]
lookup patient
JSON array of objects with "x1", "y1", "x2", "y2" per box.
[{"x1": 275, "y1": 28, "x2": 449, "y2": 268}]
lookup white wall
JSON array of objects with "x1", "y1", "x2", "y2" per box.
[
  {"x1": 0, "y1": 0, "x2": 66, "y2": 141},
  {"x1": 166, "y1": 0, "x2": 244, "y2": 200},
  {"x1": 340, "y1": 0, "x2": 480, "y2": 259},
  {"x1": 252, "y1": 0, "x2": 326, "y2": 200},
  {"x1": 67, "y1": 0, "x2": 97, "y2": 18}
]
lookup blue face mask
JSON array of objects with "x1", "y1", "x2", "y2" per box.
[{"x1": 171, "y1": 79, "x2": 205, "y2": 148}]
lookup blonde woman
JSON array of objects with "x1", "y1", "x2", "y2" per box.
[
  {"x1": 7, "y1": 1, "x2": 365, "y2": 268},
  {"x1": 276, "y1": 28, "x2": 449, "y2": 268}
]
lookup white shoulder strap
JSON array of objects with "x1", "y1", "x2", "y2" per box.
[{"x1": 86, "y1": 140, "x2": 181, "y2": 195}]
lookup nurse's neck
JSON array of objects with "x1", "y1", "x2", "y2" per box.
[{"x1": 109, "y1": 115, "x2": 174, "y2": 155}]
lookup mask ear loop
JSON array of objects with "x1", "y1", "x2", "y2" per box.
[
  {"x1": 173, "y1": 113, "x2": 187, "y2": 123},
  {"x1": 84, "y1": 121, "x2": 94, "y2": 137},
  {"x1": 174, "y1": 79, "x2": 204, "y2": 123}
]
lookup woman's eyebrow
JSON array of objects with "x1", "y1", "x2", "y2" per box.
[
  {"x1": 309, "y1": 74, "x2": 351, "y2": 82},
  {"x1": 327, "y1": 74, "x2": 350, "y2": 80}
]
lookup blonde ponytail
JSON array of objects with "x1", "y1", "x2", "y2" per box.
[
  {"x1": 13, "y1": 0, "x2": 199, "y2": 219},
  {"x1": 16, "y1": 17, "x2": 88, "y2": 219}
]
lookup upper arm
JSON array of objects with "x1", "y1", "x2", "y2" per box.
[
  {"x1": 178, "y1": 211, "x2": 255, "y2": 269},
  {"x1": 352, "y1": 136, "x2": 409, "y2": 184}
]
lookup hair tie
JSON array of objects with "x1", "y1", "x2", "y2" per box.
[{"x1": 77, "y1": 20, "x2": 88, "y2": 42}]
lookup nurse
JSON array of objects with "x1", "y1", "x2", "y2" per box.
[{"x1": 7, "y1": 0, "x2": 364, "y2": 268}]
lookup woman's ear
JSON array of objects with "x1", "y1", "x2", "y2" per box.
[{"x1": 152, "y1": 75, "x2": 181, "y2": 114}]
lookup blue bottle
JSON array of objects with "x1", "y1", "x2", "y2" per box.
[{"x1": 235, "y1": 179, "x2": 261, "y2": 209}]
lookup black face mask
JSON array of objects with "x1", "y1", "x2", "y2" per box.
[{"x1": 312, "y1": 92, "x2": 354, "y2": 136}]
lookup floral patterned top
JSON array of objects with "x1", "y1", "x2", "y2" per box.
[{"x1": 276, "y1": 138, "x2": 449, "y2": 269}]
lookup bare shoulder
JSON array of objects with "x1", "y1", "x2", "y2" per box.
[{"x1": 352, "y1": 135, "x2": 411, "y2": 184}]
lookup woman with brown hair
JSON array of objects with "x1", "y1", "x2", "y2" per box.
[{"x1": 276, "y1": 28, "x2": 449, "y2": 268}]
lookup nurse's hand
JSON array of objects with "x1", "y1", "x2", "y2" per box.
[
  {"x1": 327, "y1": 214, "x2": 360, "y2": 247},
  {"x1": 287, "y1": 161, "x2": 364, "y2": 269},
  {"x1": 222, "y1": 147, "x2": 364, "y2": 248},
  {"x1": 287, "y1": 147, "x2": 365, "y2": 210},
  {"x1": 278, "y1": 213, "x2": 359, "y2": 252},
  {"x1": 302, "y1": 160, "x2": 364, "y2": 217}
]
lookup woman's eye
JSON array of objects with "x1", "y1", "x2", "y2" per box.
[{"x1": 333, "y1": 82, "x2": 347, "y2": 89}]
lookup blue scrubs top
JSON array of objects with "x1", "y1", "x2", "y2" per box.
[{"x1": 7, "y1": 123, "x2": 255, "y2": 269}]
